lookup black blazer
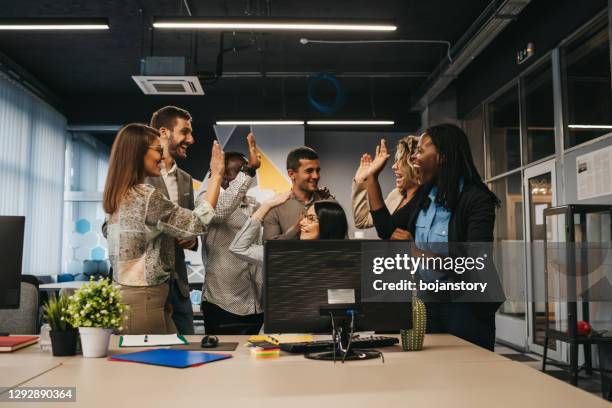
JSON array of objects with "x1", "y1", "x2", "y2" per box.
[{"x1": 409, "y1": 183, "x2": 504, "y2": 312}]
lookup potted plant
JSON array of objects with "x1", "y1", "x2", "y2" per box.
[
  {"x1": 42, "y1": 294, "x2": 78, "y2": 356},
  {"x1": 65, "y1": 278, "x2": 127, "y2": 358}
]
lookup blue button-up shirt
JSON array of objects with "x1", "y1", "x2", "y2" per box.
[{"x1": 415, "y1": 185, "x2": 452, "y2": 282}]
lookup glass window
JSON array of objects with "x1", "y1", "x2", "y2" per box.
[
  {"x1": 562, "y1": 23, "x2": 612, "y2": 148},
  {"x1": 61, "y1": 133, "x2": 110, "y2": 277},
  {"x1": 463, "y1": 107, "x2": 485, "y2": 178},
  {"x1": 61, "y1": 202, "x2": 108, "y2": 277},
  {"x1": 65, "y1": 133, "x2": 109, "y2": 193},
  {"x1": 524, "y1": 61, "x2": 555, "y2": 162},
  {"x1": 490, "y1": 173, "x2": 525, "y2": 317},
  {"x1": 487, "y1": 85, "x2": 521, "y2": 177}
]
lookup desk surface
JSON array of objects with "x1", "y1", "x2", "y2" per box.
[
  {"x1": 39, "y1": 282, "x2": 87, "y2": 290},
  {"x1": 1, "y1": 334, "x2": 608, "y2": 407}
]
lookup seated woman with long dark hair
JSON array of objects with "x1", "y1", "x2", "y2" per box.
[{"x1": 228, "y1": 196, "x2": 349, "y2": 267}]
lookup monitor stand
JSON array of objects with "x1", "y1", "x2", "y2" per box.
[{"x1": 305, "y1": 313, "x2": 381, "y2": 362}]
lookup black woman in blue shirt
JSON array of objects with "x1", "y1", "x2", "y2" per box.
[
  {"x1": 410, "y1": 124, "x2": 502, "y2": 350},
  {"x1": 365, "y1": 123, "x2": 502, "y2": 350}
]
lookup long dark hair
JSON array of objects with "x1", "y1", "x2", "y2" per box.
[
  {"x1": 103, "y1": 124, "x2": 160, "y2": 214},
  {"x1": 425, "y1": 124, "x2": 500, "y2": 211},
  {"x1": 313, "y1": 201, "x2": 348, "y2": 239}
]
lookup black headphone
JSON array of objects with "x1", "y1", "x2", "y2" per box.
[{"x1": 201, "y1": 335, "x2": 219, "y2": 348}]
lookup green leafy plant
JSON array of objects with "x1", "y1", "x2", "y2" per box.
[
  {"x1": 65, "y1": 278, "x2": 128, "y2": 329},
  {"x1": 42, "y1": 294, "x2": 73, "y2": 332}
]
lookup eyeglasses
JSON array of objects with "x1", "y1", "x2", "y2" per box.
[
  {"x1": 149, "y1": 146, "x2": 164, "y2": 156},
  {"x1": 303, "y1": 214, "x2": 319, "y2": 224}
]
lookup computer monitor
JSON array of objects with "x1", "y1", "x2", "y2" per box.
[
  {"x1": 264, "y1": 240, "x2": 412, "y2": 334},
  {"x1": 0, "y1": 216, "x2": 25, "y2": 309}
]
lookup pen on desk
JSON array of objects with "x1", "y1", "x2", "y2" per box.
[{"x1": 144, "y1": 335, "x2": 148, "y2": 343}]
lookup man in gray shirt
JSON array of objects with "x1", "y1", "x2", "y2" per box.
[{"x1": 263, "y1": 146, "x2": 332, "y2": 240}]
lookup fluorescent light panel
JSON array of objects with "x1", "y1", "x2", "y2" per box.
[
  {"x1": 0, "y1": 18, "x2": 109, "y2": 30},
  {"x1": 154, "y1": 17, "x2": 396, "y2": 32},
  {"x1": 307, "y1": 120, "x2": 395, "y2": 125},
  {"x1": 568, "y1": 124, "x2": 612, "y2": 129},
  {"x1": 216, "y1": 120, "x2": 305, "y2": 126}
]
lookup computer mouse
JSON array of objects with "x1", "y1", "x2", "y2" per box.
[{"x1": 201, "y1": 335, "x2": 219, "y2": 348}]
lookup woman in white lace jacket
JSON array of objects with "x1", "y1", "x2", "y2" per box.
[{"x1": 103, "y1": 123, "x2": 225, "y2": 334}]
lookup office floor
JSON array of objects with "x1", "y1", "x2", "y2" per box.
[{"x1": 493, "y1": 344, "x2": 607, "y2": 400}]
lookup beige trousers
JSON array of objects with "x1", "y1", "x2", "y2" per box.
[{"x1": 118, "y1": 283, "x2": 177, "y2": 335}]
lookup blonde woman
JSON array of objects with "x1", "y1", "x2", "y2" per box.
[
  {"x1": 352, "y1": 135, "x2": 423, "y2": 239},
  {"x1": 103, "y1": 123, "x2": 225, "y2": 334}
]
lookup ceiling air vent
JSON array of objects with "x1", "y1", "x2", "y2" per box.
[{"x1": 131, "y1": 76, "x2": 204, "y2": 95}]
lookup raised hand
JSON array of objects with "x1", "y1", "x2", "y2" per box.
[
  {"x1": 354, "y1": 153, "x2": 373, "y2": 183},
  {"x1": 209, "y1": 141, "x2": 225, "y2": 178},
  {"x1": 369, "y1": 139, "x2": 390, "y2": 177},
  {"x1": 246, "y1": 132, "x2": 261, "y2": 169},
  {"x1": 251, "y1": 191, "x2": 292, "y2": 222},
  {"x1": 316, "y1": 186, "x2": 334, "y2": 200}
]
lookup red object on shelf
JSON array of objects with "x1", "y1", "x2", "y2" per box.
[{"x1": 577, "y1": 320, "x2": 592, "y2": 336}]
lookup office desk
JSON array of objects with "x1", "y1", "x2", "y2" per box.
[
  {"x1": 39, "y1": 281, "x2": 87, "y2": 299},
  {"x1": 0, "y1": 363, "x2": 61, "y2": 390},
  {"x1": 39, "y1": 282, "x2": 87, "y2": 291},
  {"x1": 1, "y1": 334, "x2": 609, "y2": 407}
]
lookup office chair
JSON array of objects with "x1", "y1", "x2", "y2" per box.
[{"x1": 0, "y1": 276, "x2": 39, "y2": 334}]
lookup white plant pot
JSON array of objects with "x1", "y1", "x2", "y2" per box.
[{"x1": 78, "y1": 327, "x2": 113, "y2": 358}]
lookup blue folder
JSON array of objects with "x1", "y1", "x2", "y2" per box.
[{"x1": 109, "y1": 349, "x2": 232, "y2": 368}]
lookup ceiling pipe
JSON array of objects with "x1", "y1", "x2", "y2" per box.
[
  {"x1": 300, "y1": 39, "x2": 453, "y2": 63},
  {"x1": 213, "y1": 71, "x2": 429, "y2": 78},
  {"x1": 411, "y1": 0, "x2": 532, "y2": 111}
]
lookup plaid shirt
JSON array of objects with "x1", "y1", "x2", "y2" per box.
[{"x1": 197, "y1": 172, "x2": 262, "y2": 316}]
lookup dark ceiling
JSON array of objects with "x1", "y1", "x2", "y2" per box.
[
  {"x1": 0, "y1": 0, "x2": 492, "y2": 115},
  {"x1": 0, "y1": 0, "x2": 493, "y2": 172}
]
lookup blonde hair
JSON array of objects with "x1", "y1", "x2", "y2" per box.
[
  {"x1": 103, "y1": 124, "x2": 160, "y2": 214},
  {"x1": 395, "y1": 135, "x2": 419, "y2": 181}
]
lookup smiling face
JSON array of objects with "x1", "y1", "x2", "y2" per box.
[
  {"x1": 162, "y1": 117, "x2": 194, "y2": 160},
  {"x1": 391, "y1": 158, "x2": 413, "y2": 191},
  {"x1": 289, "y1": 159, "x2": 321, "y2": 195},
  {"x1": 144, "y1": 137, "x2": 164, "y2": 177},
  {"x1": 223, "y1": 155, "x2": 247, "y2": 190},
  {"x1": 412, "y1": 134, "x2": 441, "y2": 185},
  {"x1": 299, "y1": 205, "x2": 320, "y2": 240}
]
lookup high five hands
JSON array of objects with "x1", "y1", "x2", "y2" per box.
[
  {"x1": 354, "y1": 153, "x2": 373, "y2": 183},
  {"x1": 369, "y1": 138, "x2": 390, "y2": 178},
  {"x1": 209, "y1": 140, "x2": 225, "y2": 178},
  {"x1": 246, "y1": 133, "x2": 261, "y2": 170}
]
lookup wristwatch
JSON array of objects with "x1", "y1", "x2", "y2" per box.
[{"x1": 240, "y1": 164, "x2": 257, "y2": 177}]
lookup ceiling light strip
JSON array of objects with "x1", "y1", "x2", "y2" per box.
[
  {"x1": 568, "y1": 124, "x2": 612, "y2": 129},
  {"x1": 307, "y1": 120, "x2": 395, "y2": 125},
  {"x1": 0, "y1": 19, "x2": 109, "y2": 30},
  {"x1": 0, "y1": 25, "x2": 109, "y2": 30},
  {"x1": 154, "y1": 18, "x2": 396, "y2": 32},
  {"x1": 216, "y1": 121, "x2": 305, "y2": 126}
]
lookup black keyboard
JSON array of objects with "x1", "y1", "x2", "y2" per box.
[{"x1": 279, "y1": 336, "x2": 399, "y2": 353}]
